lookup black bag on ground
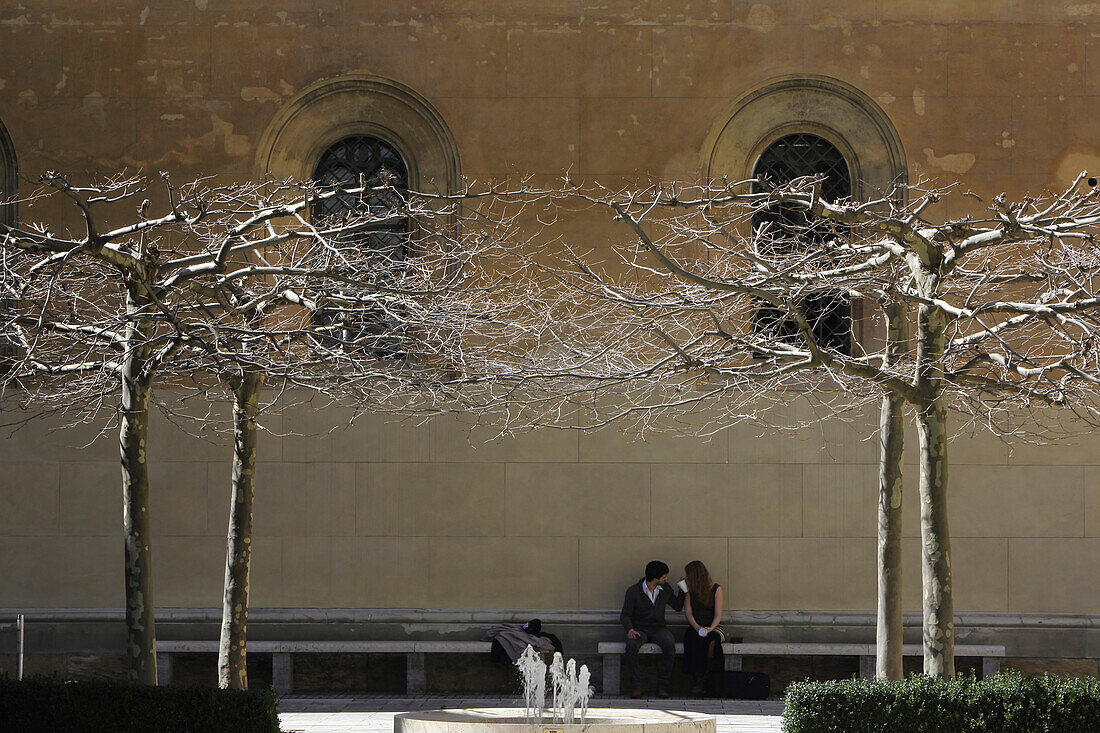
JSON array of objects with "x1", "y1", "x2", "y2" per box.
[
  {"x1": 533, "y1": 631, "x2": 563, "y2": 654},
  {"x1": 524, "y1": 618, "x2": 564, "y2": 654},
  {"x1": 489, "y1": 638, "x2": 511, "y2": 665},
  {"x1": 706, "y1": 670, "x2": 770, "y2": 699}
]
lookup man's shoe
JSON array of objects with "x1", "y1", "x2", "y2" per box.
[
  {"x1": 656, "y1": 687, "x2": 670, "y2": 699},
  {"x1": 630, "y1": 686, "x2": 643, "y2": 699}
]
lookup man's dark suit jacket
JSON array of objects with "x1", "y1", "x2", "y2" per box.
[{"x1": 620, "y1": 577, "x2": 685, "y2": 632}]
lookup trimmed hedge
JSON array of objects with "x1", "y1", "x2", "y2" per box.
[
  {"x1": 783, "y1": 672, "x2": 1100, "y2": 733},
  {"x1": 0, "y1": 676, "x2": 280, "y2": 733}
]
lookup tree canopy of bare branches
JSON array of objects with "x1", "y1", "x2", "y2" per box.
[
  {"x1": 0, "y1": 172, "x2": 517, "y2": 685},
  {"x1": 420, "y1": 174, "x2": 1100, "y2": 678},
  {"x1": 7, "y1": 168, "x2": 1100, "y2": 684}
]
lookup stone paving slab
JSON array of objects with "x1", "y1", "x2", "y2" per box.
[{"x1": 279, "y1": 696, "x2": 783, "y2": 733}]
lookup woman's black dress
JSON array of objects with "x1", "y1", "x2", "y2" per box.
[{"x1": 682, "y1": 583, "x2": 723, "y2": 680}]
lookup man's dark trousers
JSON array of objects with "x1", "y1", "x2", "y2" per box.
[{"x1": 625, "y1": 627, "x2": 675, "y2": 689}]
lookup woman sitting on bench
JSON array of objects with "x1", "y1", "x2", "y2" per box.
[{"x1": 681, "y1": 560, "x2": 724, "y2": 694}]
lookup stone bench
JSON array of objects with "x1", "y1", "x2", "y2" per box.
[
  {"x1": 156, "y1": 640, "x2": 491, "y2": 694},
  {"x1": 597, "y1": 641, "x2": 1006, "y2": 694}
]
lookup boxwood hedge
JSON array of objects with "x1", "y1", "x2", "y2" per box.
[
  {"x1": 0, "y1": 676, "x2": 280, "y2": 733},
  {"x1": 783, "y1": 671, "x2": 1100, "y2": 733}
]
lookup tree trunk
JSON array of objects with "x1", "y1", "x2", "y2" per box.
[
  {"x1": 218, "y1": 370, "x2": 264, "y2": 690},
  {"x1": 120, "y1": 312, "x2": 157, "y2": 685},
  {"x1": 876, "y1": 303, "x2": 905, "y2": 680},
  {"x1": 915, "y1": 301, "x2": 954, "y2": 678}
]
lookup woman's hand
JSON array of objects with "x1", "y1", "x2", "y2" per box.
[{"x1": 683, "y1": 592, "x2": 699, "y2": 631}]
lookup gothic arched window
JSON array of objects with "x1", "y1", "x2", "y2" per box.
[
  {"x1": 311, "y1": 135, "x2": 409, "y2": 261},
  {"x1": 751, "y1": 132, "x2": 853, "y2": 355}
]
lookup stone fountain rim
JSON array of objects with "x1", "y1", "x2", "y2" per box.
[{"x1": 394, "y1": 707, "x2": 716, "y2": 726}]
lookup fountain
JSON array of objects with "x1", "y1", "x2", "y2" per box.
[
  {"x1": 517, "y1": 645, "x2": 548, "y2": 723},
  {"x1": 394, "y1": 645, "x2": 715, "y2": 733},
  {"x1": 528, "y1": 648, "x2": 589, "y2": 724}
]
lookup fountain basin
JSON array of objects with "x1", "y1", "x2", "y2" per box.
[{"x1": 395, "y1": 708, "x2": 716, "y2": 733}]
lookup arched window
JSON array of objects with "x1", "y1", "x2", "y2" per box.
[
  {"x1": 0, "y1": 115, "x2": 15, "y2": 228},
  {"x1": 0, "y1": 117, "x2": 17, "y2": 371},
  {"x1": 310, "y1": 135, "x2": 411, "y2": 358},
  {"x1": 751, "y1": 133, "x2": 853, "y2": 355},
  {"x1": 705, "y1": 77, "x2": 907, "y2": 354},
  {"x1": 311, "y1": 135, "x2": 409, "y2": 261},
  {"x1": 256, "y1": 74, "x2": 460, "y2": 360},
  {"x1": 754, "y1": 133, "x2": 851, "y2": 205}
]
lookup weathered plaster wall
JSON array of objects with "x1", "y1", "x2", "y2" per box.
[
  {"x1": 2, "y1": 397, "x2": 1098, "y2": 616},
  {"x1": 1, "y1": 2, "x2": 1099, "y2": 621},
  {"x1": 4, "y1": 3, "x2": 1098, "y2": 195}
]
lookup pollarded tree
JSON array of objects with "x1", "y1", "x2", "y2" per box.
[
  {"x1": 170, "y1": 178, "x2": 503, "y2": 689},
  {"x1": 0, "y1": 172, "x2": 506, "y2": 686},
  {"x1": 419, "y1": 174, "x2": 1100, "y2": 678}
]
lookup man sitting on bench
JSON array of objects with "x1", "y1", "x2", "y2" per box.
[{"x1": 620, "y1": 560, "x2": 684, "y2": 699}]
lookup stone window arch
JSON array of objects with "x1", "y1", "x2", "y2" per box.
[
  {"x1": 704, "y1": 76, "x2": 907, "y2": 352},
  {"x1": 704, "y1": 75, "x2": 906, "y2": 199},
  {"x1": 255, "y1": 74, "x2": 459, "y2": 196}
]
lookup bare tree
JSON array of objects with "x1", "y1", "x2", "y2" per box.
[
  {"x1": 415, "y1": 175, "x2": 1100, "y2": 678},
  {"x1": 180, "y1": 182, "x2": 500, "y2": 689},
  {"x1": 0, "y1": 173, "x2": 501, "y2": 686},
  {"x1": 8, "y1": 170, "x2": 1100, "y2": 686}
]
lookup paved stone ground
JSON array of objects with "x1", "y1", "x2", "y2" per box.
[{"x1": 279, "y1": 695, "x2": 784, "y2": 733}]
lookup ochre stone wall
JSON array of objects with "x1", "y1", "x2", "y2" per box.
[
  {"x1": 2, "y1": 399, "x2": 1098, "y2": 614},
  {"x1": 1, "y1": 2, "x2": 1099, "y2": 617}
]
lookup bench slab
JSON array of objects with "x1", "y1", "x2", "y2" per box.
[
  {"x1": 597, "y1": 642, "x2": 1004, "y2": 656},
  {"x1": 158, "y1": 640, "x2": 490, "y2": 653},
  {"x1": 598, "y1": 641, "x2": 1007, "y2": 694},
  {"x1": 156, "y1": 640, "x2": 492, "y2": 693},
  {"x1": 598, "y1": 642, "x2": 733, "y2": 654}
]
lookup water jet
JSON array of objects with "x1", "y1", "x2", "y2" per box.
[{"x1": 394, "y1": 647, "x2": 715, "y2": 733}]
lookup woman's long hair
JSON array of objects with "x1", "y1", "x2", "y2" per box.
[{"x1": 685, "y1": 560, "x2": 714, "y2": 607}]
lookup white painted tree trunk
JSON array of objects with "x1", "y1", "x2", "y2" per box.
[{"x1": 218, "y1": 371, "x2": 263, "y2": 690}]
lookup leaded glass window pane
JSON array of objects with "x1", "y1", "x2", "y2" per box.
[
  {"x1": 751, "y1": 133, "x2": 853, "y2": 355},
  {"x1": 312, "y1": 135, "x2": 409, "y2": 261},
  {"x1": 311, "y1": 136, "x2": 410, "y2": 358},
  {"x1": 754, "y1": 133, "x2": 851, "y2": 203}
]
